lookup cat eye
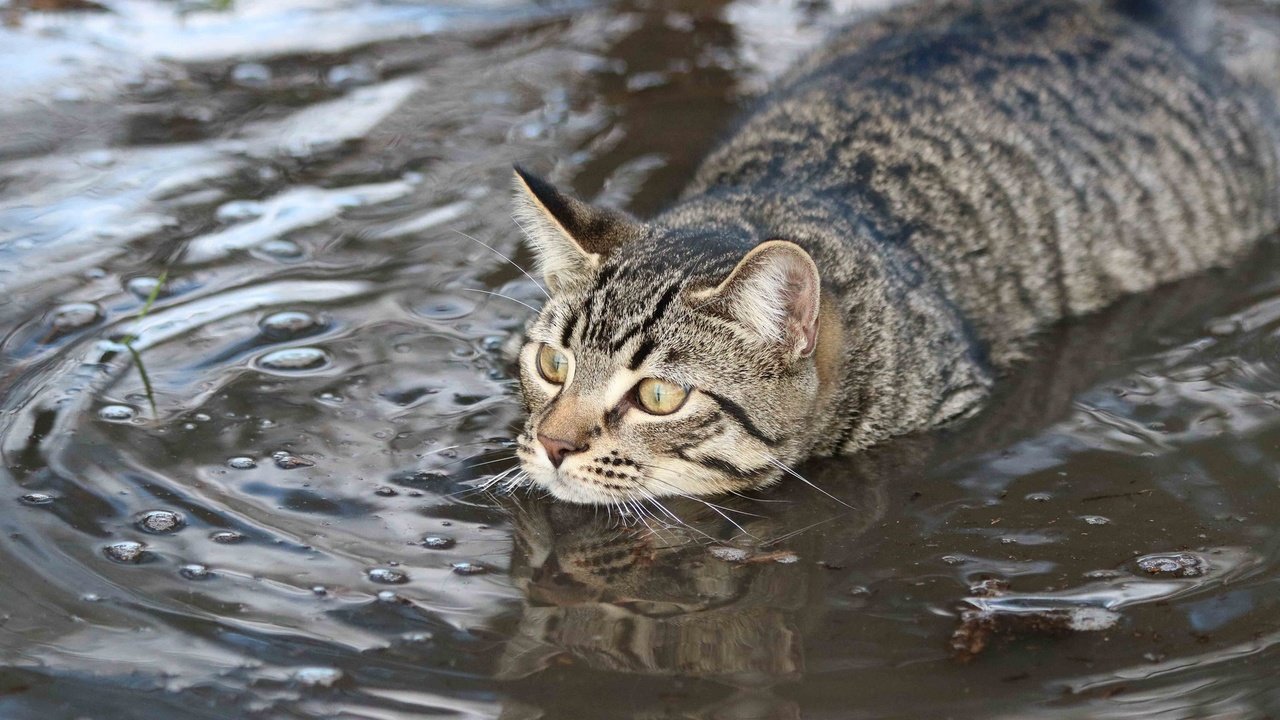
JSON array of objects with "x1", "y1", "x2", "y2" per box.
[
  {"x1": 635, "y1": 378, "x2": 689, "y2": 415},
  {"x1": 536, "y1": 344, "x2": 570, "y2": 384}
]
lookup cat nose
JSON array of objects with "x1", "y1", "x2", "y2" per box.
[{"x1": 538, "y1": 434, "x2": 587, "y2": 468}]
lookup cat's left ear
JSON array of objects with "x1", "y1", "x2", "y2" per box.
[
  {"x1": 512, "y1": 166, "x2": 642, "y2": 292},
  {"x1": 697, "y1": 240, "x2": 821, "y2": 359}
]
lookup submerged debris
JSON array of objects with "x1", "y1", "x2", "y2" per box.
[{"x1": 950, "y1": 579, "x2": 1120, "y2": 662}]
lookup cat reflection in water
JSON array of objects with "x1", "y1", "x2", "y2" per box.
[{"x1": 511, "y1": 0, "x2": 1280, "y2": 504}]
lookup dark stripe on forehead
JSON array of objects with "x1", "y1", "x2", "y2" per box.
[
  {"x1": 627, "y1": 337, "x2": 655, "y2": 370},
  {"x1": 559, "y1": 308, "x2": 578, "y2": 348},
  {"x1": 701, "y1": 391, "x2": 778, "y2": 447},
  {"x1": 607, "y1": 280, "x2": 682, "y2": 353},
  {"x1": 577, "y1": 264, "x2": 618, "y2": 345}
]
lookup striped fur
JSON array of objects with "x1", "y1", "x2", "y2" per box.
[{"x1": 514, "y1": 0, "x2": 1280, "y2": 504}]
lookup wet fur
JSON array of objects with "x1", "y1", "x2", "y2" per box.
[{"x1": 513, "y1": 0, "x2": 1280, "y2": 503}]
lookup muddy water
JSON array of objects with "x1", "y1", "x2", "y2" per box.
[{"x1": 2, "y1": 1, "x2": 1280, "y2": 718}]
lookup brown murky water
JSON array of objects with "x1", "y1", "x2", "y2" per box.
[{"x1": 2, "y1": 1, "x2": 1280, "y2": 718}]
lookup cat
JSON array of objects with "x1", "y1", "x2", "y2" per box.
[{"x1": 510, "y1": 0, "x2": 1280, "y2": 505}]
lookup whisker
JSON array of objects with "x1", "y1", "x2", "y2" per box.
[
  {"x1": 765, "y1": 454, "x2": 854, "y2": 509},
  {"x1": 459, "y1": 288, "x2": 540, "y2": 314},
  {"x1": 451, "y1": 227, "x2": 550, "y2": 299}
]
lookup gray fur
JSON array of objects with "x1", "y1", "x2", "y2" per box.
[{"x1": 513, "y1": 0, "x2": 1280, "y2": 504}]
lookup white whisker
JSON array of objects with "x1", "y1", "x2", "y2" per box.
[{"x1": 451, "y1": 227, "x2": 550, "y2": 299}]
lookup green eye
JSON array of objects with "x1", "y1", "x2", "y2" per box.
[
  {"x1": 636, "y1": 378, "x2": 689, "y2": 415},
  {"x1": 536, "y1": 344, "x2": 570, "y2": 384}
]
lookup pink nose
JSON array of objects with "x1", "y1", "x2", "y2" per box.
[{"x1": 538, "y1": 434, "x2": 586, "y2": 468}]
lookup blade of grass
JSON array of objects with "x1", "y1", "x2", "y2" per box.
[{"x1": 122, "y1": 270, "x2": 168, "y2": 416}]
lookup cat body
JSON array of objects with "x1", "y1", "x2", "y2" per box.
[{"x1": 512, "y1": 0, "x2": 1280, "y2": 504}]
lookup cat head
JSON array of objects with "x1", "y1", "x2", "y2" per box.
[{"x1": 511, "y1": 167, "x2": 824, "y2": 504}]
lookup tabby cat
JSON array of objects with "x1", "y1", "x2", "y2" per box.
[{"x1": 511, "y1": 0, "x2": 1280, "y2": 504}]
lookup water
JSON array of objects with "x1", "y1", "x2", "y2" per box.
[{"x1": 2, "y1": 1, "x2": 1279, "y2": 718}]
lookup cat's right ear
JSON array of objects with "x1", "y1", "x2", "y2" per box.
[{"x1": 512, "y1": 166, "x2": 640, "y2": 292}]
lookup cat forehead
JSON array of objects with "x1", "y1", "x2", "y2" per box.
[{"x1": 539, "y1": 266, "x2": 697, "y2": 355}]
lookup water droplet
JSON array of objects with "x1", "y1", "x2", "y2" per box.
[
  {"x1": 450, "y1": 562, "x2": 487, "y2": 576},
  {"x1": 291, "y1": 667, "x2": 342, "y2": 687},
  {"x1": 257, "y1": 239, "x2": 304, "y2": 259},
  {"x1": 226, "y1": 456, "x2": 257, "y2": 470},
  {"x1": 326, "y1": 62, "x2": 377, "y2": 88},
  {"x1": 1136, "y1": 552, "x2": 1207, "y2": 578},
  {"x1": 272, "y1": 451, "x2": 314, "y2": 469},
  {"x1": 421, "y1": 535, "x2": 455, "y2": 550},
  {"x1": 48, "y1": 303, "x2": 102, "y2": 333},
  {"x1": 179, "y1": 563, "x2": 211, "y2": 580},
  {"x1": 125, "y1": 277, "x2": 162, "y2": 300},
  {"x1": 103, "y1": 541, "x2": 148, "y2": 563},
  {"x1": 1025, "y1": 492, "x2": 1052, "y2": 502},
  {"x1": 257, "y1": 347, "x2": 331, "y2": 372},
  {"x1": 210, "y1": 531, "x2": 245, "y2": 544},
  {"x1": 414, "y1": 294, "x2": 476, "y2": 321},
  {"x1": 259, "y1": 311, "x2": 325, "y2": 340},
  {"x1": 136, "y1": 510, "x2": 184, "y2": 534},
  {"x1": 20, "y1": 493, "x2": 54, "y2": 506},
  {"x1": 97, "y1": 404, "x2": 137, "y2": 422},
  {"x1": 368, "y1": 567, "x2": 409, "y2": 584},
  {"x1": 1081, "y1": 515, "x2": 1111, "y2": 525},
  {"x1": 231, "y1": 62, "x2": 272, "y2": 88}
]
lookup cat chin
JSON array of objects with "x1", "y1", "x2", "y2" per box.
[{"x1": 528, "y1": 470, "x2": 631, "y2": 506}]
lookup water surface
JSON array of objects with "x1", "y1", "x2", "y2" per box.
[{"x1": 2, "y1": 1, "x2": 1279, "y2": 718}]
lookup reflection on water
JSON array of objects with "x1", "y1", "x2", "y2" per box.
[{"x1": 2, "y1": 0, "x2": 1280, "y2": 718}]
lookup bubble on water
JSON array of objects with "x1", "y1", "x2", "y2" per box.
[
  {"x1": 257, "y1": 347, "x2": 332, "y2": 372},
  {"x1": 374, "y1": 486, "x2": 398, "y2": 497},
  {"x1": 377, "y1": 590, "x2": 399, "y2": 602},
  {"x1": 1024, "y1": 492, "x2": 1052, "y2": 502},
  {"x1": 125, "y1": 276, "x2": 164, "y2": 300},
  {"x1": 272, "y1": 451, "x2": 314, "y2": 469},
  {"x1": 103, "y1": 541, "x2": 148, "y2": 564},
  {"x1": 326, "y1": 62, "x2": 378, "y2": 88},
  {"x1": 98, "y1": 404, "x2": 137, "y2": 422},
  {"x1": 420, "y1": 535, "x2": 455, "y2": 550},
  {"x1": 48, "y1": 303, "x2": 102, "y2": 333},
  {"x1": 194, "y1": 413, "x2": 211, "y2": 422},
  {"x1": 231, "y1": 62, "x2": 272, "y2": 87},
  {"x1": 414, "y1": 294, "x2": 476, "y2": 321},
  {"x1": 259, "y1": 311, "x2": 325, "y2": 340},
  {"x1": 940, "y1": 555, "x2": 964, "y2": 565},
  {"x1": 401, "y1": 631, "x2": 433, "y2": 642},
  {"x1": 1081, "y1": 515, "x2": 1111, "y2": 525},
  {"x1": 1136, "y1": 552, "x2": 1207, "y2": 578},
  {"x1": 136, "y1": 510, "x2": 185, "y2": 534},
  {"x1": 210, "y1": 531, "x2": 245, "y2": 544},
  {"x1": 450, "y1": 562, "x2": 487, "y2": 576},
  {"x1": 179, "y1": 563, "x2": 212, "y2": 580},
  {"x1": 20, "y1": 493, "x2": 54, "y2": 506},
  {"x1": 81, "y1": 593, "x2": 102, "y2": 602},
  {"x1": 257, "y1": 239, "x2": 304, "y2": 259},
  {"x1": 227, "y1": 456, "x2": 257, "y2": 470},
  {"x1": 368, "y1": 567, "x2": 409, "y2": 584},
  {"x1": 311, "y1": 585, "x2": 327, "y2": 596},
  {"x1": 291, "y1": 667, "x2": 342, "y2": 687},
  {"x1": 216, "y1": 199, "x2": 265, "y2": 223}
]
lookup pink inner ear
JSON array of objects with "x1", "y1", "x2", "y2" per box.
[{"x1": 783, "y1": 261, "x2": 820, "y2": 356}]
